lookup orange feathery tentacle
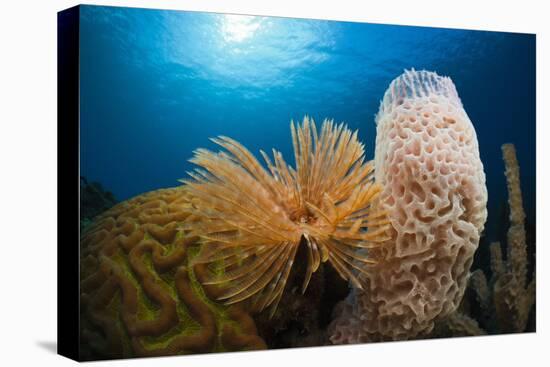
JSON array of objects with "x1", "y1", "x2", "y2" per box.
[{"x1": 183, "y1": 117, "x2": 389, "y2": 314}]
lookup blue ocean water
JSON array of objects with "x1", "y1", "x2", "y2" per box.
[{"x1": 79, "y1": 5, "x2": 536, "y2": 241}]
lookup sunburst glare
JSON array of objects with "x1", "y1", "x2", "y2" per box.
[{"x1": 221, "y1": 14, "x2": 263, "y2": 43}]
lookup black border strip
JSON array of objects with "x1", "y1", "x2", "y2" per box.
[{"x1": 57, "y1": 5, "x2": 80, "y2": 361}]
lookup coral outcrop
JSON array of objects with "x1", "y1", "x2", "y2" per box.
[
  {"x1": 329, "y1": 69, "x2": 488, "y2": 342},
  {"x1": 443, "y1": 143, "x2": 535, "y2": 335},
  {"x1": 80, "y1": 176, "x2": 117, "y2": 232},
  {"x1": 80, "y1": 187, "x2": 266, "y2": 360}
]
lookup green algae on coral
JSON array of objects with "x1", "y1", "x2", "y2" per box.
[{"x1": 79, "y1": 188, "x2": 265, "y2": 360}]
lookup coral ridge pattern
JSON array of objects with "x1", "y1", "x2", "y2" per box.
[{"x1": 80, "y1": 188, "x2": 266, "y2": 359}]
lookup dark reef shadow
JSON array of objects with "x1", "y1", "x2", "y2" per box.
[{"x1": 36, "y1": 341, "x2": 57, "y2": 354}]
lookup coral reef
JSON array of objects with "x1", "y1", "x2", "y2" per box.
[
  {"x1": 79, "y1": 74, "x2": 534, "y2": 354},
  {"x1": 184, "y1": 117, "x2": 389, "y2": 315},
  {"x1": 80, "y1": 176, "x2": 117, "y2": 231},
  {"x1": 79, "y1": 187, "x2": 266, "y2": 360},
  {"x1": 79, "y1": 117, "x2": 390, "y2": 357},
  {"x1": 329, "y1": 69, "x2": 488, "y2": 342},
  {"x1": 439, "y1": 143, "x2": 535, "y2": 335}
]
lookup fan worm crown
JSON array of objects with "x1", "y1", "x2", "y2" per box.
[{"x1": 182, "y1": 117, "x2": 389, "y2": 314}]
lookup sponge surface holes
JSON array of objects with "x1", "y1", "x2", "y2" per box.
[{"x1": 366, "y1": 69, "x2": 488, "y2": 340}]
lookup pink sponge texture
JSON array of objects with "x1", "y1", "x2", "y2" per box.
[{"x1": 330, "y1": 69, "x2": 487, "y2": 342}]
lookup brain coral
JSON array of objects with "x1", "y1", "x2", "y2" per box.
[
  {"x1": 80, "y1": 187, "x2": 266, "y2": 360},
  {"x1": 329, "y1": 69, "x2": 488, "y2": 342}
]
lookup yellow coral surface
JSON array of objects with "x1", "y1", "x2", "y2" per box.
[{"x1": 80, "y1": 188, "x2": 266, "y2": 359}]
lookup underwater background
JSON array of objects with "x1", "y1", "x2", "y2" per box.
[{"x1": 79, "y1": 5, "x2": 536, "y2": 271}]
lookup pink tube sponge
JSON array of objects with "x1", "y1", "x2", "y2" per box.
[{"x1": 330, "y1": 69, "x2": 488, "y2": 342}]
